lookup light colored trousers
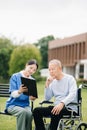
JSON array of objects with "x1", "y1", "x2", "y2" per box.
[{"x1": 7, "y1": 106, "x2": 32, "y2": 130}]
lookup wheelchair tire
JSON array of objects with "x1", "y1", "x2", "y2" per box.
[{"x1": 77, "y1": 122, "x2": 87, "y2": 130}]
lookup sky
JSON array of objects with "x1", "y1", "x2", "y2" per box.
[{"x1": 0, "y1": 0, "x2": 87, "y2": 44}]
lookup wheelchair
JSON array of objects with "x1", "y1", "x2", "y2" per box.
[
  {"x1": 76, "y1": 84, "x2": 87, "y2": 130},
  {"x1": 39, "y1": 84, "x2": 84, "y2": 130}
]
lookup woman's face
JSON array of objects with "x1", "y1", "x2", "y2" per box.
[{"x1": 24, "y1": 64, "x2": 37, "y2": 77}]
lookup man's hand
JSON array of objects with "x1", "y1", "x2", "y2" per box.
[
  {"x1": 45, "y1": 76, "x2": 54, "y2": 88},
  {"x1": 51, "y1": 102, "x2": 64, "y2": 115}
]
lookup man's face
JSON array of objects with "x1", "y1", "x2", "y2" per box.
[{"x1": 48, "y1": 63, "x2": 60, "y2": 78}]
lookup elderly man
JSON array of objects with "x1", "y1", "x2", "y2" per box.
[{"x1": 33, "y1": 59, "x2": 78, "y2": 130}]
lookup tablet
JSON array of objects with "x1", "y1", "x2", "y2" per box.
[{"x1": 21, "y1": 77, "x2": 38, "y2": 98}]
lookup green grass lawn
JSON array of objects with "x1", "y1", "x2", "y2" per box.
[{"x1": 0, "y1": 81, "x2": 87, "y2": 130}]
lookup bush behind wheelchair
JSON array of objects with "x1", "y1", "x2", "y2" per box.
[{"x1": 37, "y1": 84, "x2": 86, "y2": 130}]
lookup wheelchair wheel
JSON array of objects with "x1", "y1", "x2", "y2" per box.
[
  {"x1": 77, "y1": 122, "x2": 87, "y2": 130},
  {"x1": 57, "y1": 119, "x2": 74, "y2": 130}
]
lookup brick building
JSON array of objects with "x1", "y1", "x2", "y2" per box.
[{"x1": 48, "y1": 32, "x2": 87, "y2": 79}]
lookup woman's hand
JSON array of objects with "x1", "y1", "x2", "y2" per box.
[
  {"x1": 29, "y1": 96, "x2": 36, "y2": 101},
  {"x1": 18, "y1": 84, "x2": 28, "y2": 94}
]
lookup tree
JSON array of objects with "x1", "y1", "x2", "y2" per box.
[
  {"x1": 9, "y1": 44, "x2": 41, "y2": 76},
  {"x1": 0, "y1": 37, "x2": 15, "y2": 80},
  {"x1": 34, "y1": 35, "x2": 55, "y2": 68}
]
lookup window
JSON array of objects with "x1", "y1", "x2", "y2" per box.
[{"x1": 79, "y1": 64, "x2": 84, "y2": 78}]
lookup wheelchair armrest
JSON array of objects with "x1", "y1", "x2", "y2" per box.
[
  {"x1": 68, "y1": 102, "x2": 80, "y2": 106},
  {"x1": 65, "y1": 102, "x2": 81, "y2": 117},
  {"x1": 39, "y1": 100, "x2": 53, "y2": 105},
  {"x1": 83, "y1": 84, "x2": 87, "y2": 88}
]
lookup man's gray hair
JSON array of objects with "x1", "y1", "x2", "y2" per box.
[{"x1": 49, "y1": 59, "x2": 62, "y2": 68}]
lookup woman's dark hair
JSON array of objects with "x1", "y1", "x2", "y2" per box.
[{"x1": 27, "y1": 59, "x2": 38, "y2": 69}]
